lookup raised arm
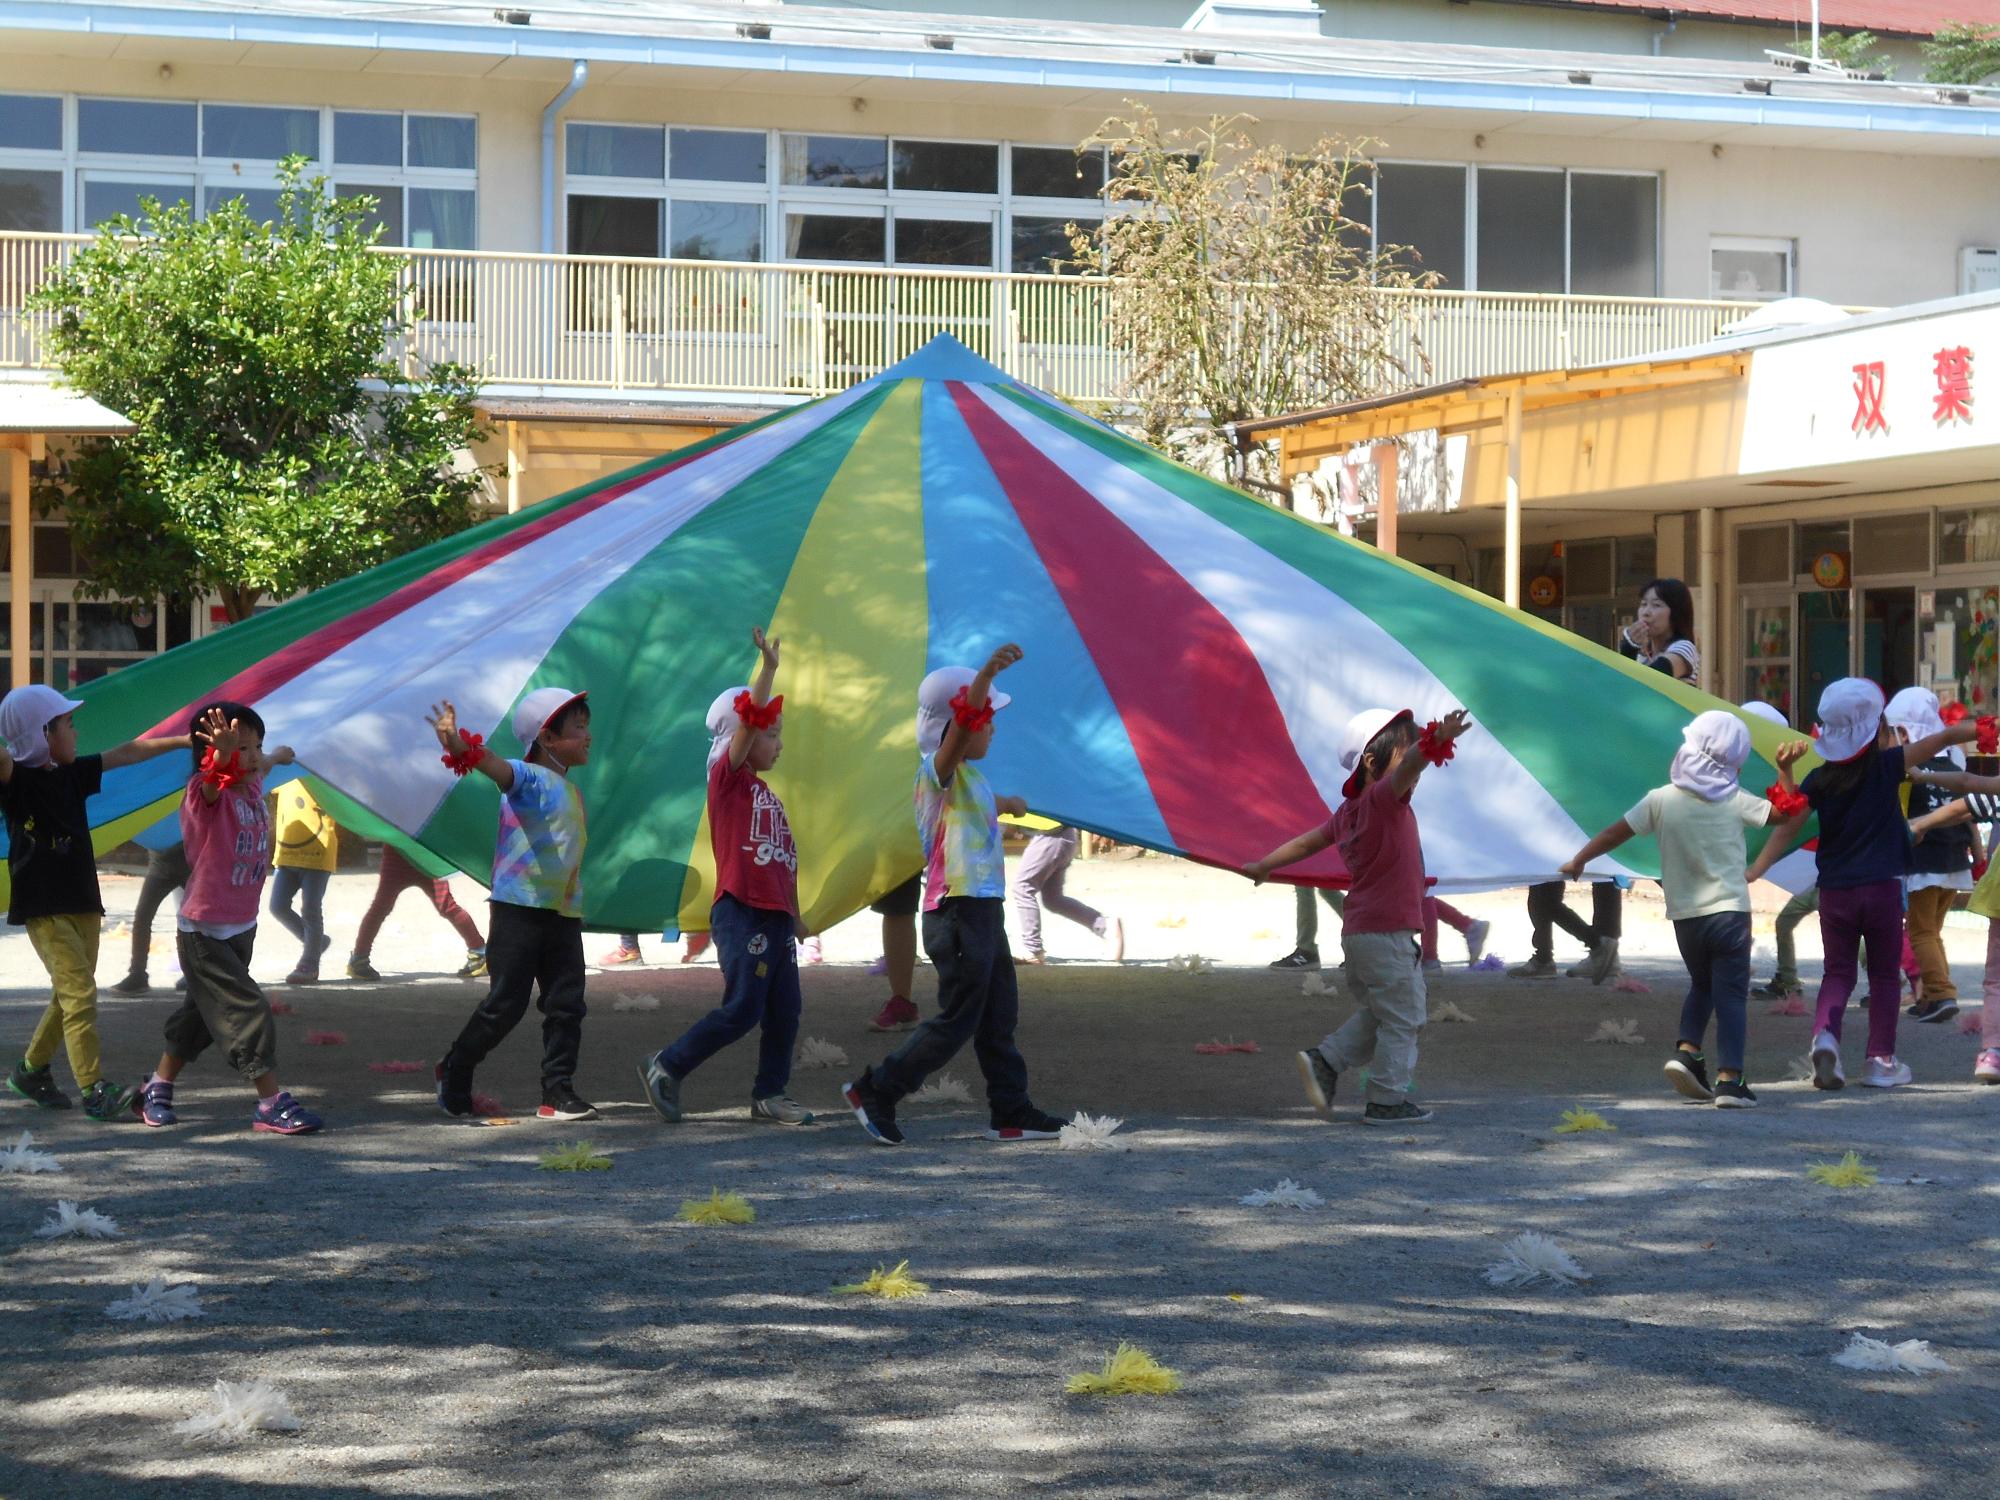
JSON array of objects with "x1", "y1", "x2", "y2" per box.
[
  {"x1": 1389, "y1": 708, "x2": 1471, "y2": 800},
  {"x1": 428, "y1": 700, "x2": 513, "y2": 793},
  {"x1": 102, "y1": 732, "x2": 194, "y2": 771},
  {"x1": 1559, "y1": 820, "x2": 1636, "y2": 881},
  {"x1": 1909, "y1": 798, "x2": 1974, "y2": 840},
  {"x1": 934, "y1": 643, "x2": 1021, "y2": 785},
  {"x1": 1910, "y1": 765, "x2": 2000, "y2": 797},
  {"x1": 1244, "y1": 824, "x2": 1335, "y2": 884},
  {"x1": 1773, "y1": 737, "x2": 1811, "y2": 795},
  {"x1": 1904, "y1": 720, "x2": 1981, "y2": 768},
  {"x1": 727, "y1": 627, "x2": 781, "y2": 773}
]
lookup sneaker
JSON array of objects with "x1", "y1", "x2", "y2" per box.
[
  {"x1": 987, "y1": 1105, "x2": 1066, "y2": 1141},
  {"x1": 639, "y1": 1053, "x2": 683, "y2": 1123},
  {"x1": 1664, "y1": 1050, "x2": 1714, "y2": 1102},
  {"x1": 6, "y1": 1061, "x2": 71, "y2": 1110},
  {"x1": 1508, "y1": 955, "x2": 1557, "y2": 979},
  {"x1": 1421, "y1": 958, "x2": 1444, "y2": 977},
  {"x1": 799, "y1": 936, "x2": 825, "y2": 966},
  {"x1": 456, "y1": 950, "x2": 488, "y2": 980},
  {"x1": 1019, "y1": 951, "x2": 1049, "y2": 966},
  {"x1": 80, "y1": 1079, "x2": 139, "y2": 1122},
  {"x1": 538, "y1": 1085, "x2": 599, "y2": 1121},
  {"x1": 1579, "y1": 939, "x2": 1621, "y2": 985},
  {"x1": 1906, "y1": 998, "x2": 1959, "y2": 1023},
  {"x1": 284, "y1": 966, "x2": 319, "y2": 986},
  {"x1": 599, "y1": 944, "x2": 642, "y2": 967},
  {"x1": 1463, "y1": 919, "x2": 1490, "y2": 965},
  {"x1": 139, "y1": 1075, "x2": 176, "y2": 1128},
  {"x1": 842, "y1": 1076, "x2": 904, "y2": 1146},
  {"x1": 174, "y1": 977, "x2": 187, "y2": 992},
  {"x1": 1850, "y1": 992, "x2": 1870, "y2": 1010},
  {"x1": 1295, "y1": 1048, "x2": 1338, "y2": 1117},
  {"x1": 1974, "y1": 1049, "x2": 2000, "y2": 1085},
  {"x1": 1268, "y1": 947, "x2": 1320, "y2": 970},
  {"x1": 346, "y1": 957, "x2": 381, "y2": 981},
  {"x1": 252, "y1": 1091, "x2": 322, "y2": 1134},
  {"x1": 1713, "y1": 1078, "x2": 1759, "y2": 1108},
  {"x1": 111, "y1": 971, "x2": 150, "y2": 997},
  {"x1": 1811, "y1": 1030, "x2": 1845, "y2": 1091},
  {"x1": 751, "y1": 1093, "x2": 816, "y2": 1126},
  {"x1": 434, "y1": 1059, "x2": 474, "y2": 1118},
  {"x1": 1363, "y1": 1099, "x2": 1435, "y2": 1126},
  {"x1": 1862, "y1": 1055, "x2": 1912, "y2": 1089},
  {"x1": 869, "y1": 995, "x2": 920, "y2": 1032},
  {"x1": 1104, "y1": 917, "x2": 1125, "y2": 962},
  {"x1": 1752, "y1": 975, "x2": 1801, "y2": 1002}
]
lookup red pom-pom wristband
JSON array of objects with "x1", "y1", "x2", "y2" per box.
[
  {"x1": 1416, "y1": 720, "x2": 1456, "y2": 768},
  {"x1": 441, "y1": 729, "x2": 485, "y2": 777},
  {"x1": 1979, "y1": 715, "x2": 1999, "y2": 755},
  {"x1": 1765, "y1": 783, "x2": 1808, "y2": 819},
  {"x1": 198, "y1": 746, "x2": 244, "y2": 790},
  {"x1": 950, "y1": 686, "x2": 996, "y2": 733},
  {"x1": 733, "y1": 691, "x2": 783, "y2": 731}
]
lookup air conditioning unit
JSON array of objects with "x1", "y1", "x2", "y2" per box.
[{"x1": 1960, "y1": 246, "x2": 2000, "y2": 297}]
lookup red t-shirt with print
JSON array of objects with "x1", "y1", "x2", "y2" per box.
[{"x1": 708, "y1": 755, "x2": 799, "y2": 915}]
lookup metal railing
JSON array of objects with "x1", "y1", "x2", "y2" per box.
[{"x1": 0, "y1": 232, "x2": 1807, "y2": 403}]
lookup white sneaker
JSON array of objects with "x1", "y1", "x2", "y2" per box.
[
  {"x1": 1862, "y1": 1055, "x2": 1912, "y2": 1089},
  {"x1": 1464, "y1": 919, "x2": 1490, "y2": 965},
  {"x1": 1810, "y1": 1030, "x2": 1845, "y2": 1091}
]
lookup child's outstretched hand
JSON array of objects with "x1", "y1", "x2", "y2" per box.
[
  {"x1": 995, "y1": 795, "x2": 1029, "y2": 817},
  {"x1": 426, "y1": 700, "x2": 466, "y2": 754},
  {"x1": 752, "y1": 625, "x2": 780, "y2": 670},
  {"x1": 1775, "y1": 739, "x2": 1811, "y2": 772},
  {"x1": 267, "y1": 746, "x2": 296, "y2": 768},
  {"x1": 1241, "y1": 860, "x2": 1270, "y2": 885},
  {"x1": 1432, "y1": 708, "x2": 1473, "y2": 744},
  {"x1": 981, "y1": 643, "x2": 1024, "y2": 680},
  {"x1": 1557, "y1": 853, "x2": 1587, "y2": 881},
  {"x1": 194, "y1": 706, "x2": 241, "y2": 761}
]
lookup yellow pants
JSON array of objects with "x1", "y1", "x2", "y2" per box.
[{"x1": 24, "y1": 913, "x2": 102, "y2": 1089}]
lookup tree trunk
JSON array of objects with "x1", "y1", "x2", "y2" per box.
[{"x1": 218, "y1": 584, "x2": 262, "y2": 624}]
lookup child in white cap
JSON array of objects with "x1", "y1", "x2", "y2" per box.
[
  {"x1": 1, "y1": 684, "x2": 192, "y2": 1119},
  {"x1": 640, "y1": 627, "x2": 813, "y2": 1127},
  {"x1": 1247, "y1": 704, "x2": 1470, "y2": 1127},
  {"x1": 1885, "y1": 686, "x2": 1975, "y2": 1023},
  {"x1": 843, "y1": 644, "x2": 1073, "y2": 1147},
  {"x1": 427, "y1": 685, "x2": 596, "y2": 1121},
  {"x1": 1562, "y1": 709, "x2": 1775, "y2": 1106}
]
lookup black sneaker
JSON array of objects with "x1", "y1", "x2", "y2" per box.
[
  {"x1": 986, "y1": 1105, "x2": 1065, "y2": 1141},
  {"x1": 1713, "y1": 1078, "x2": 1759, "y2": 1108},
  {"x1": 1268, "y1": 947, "x2": 1320, "y2": 970},
  {"x1": 638, "y1": 1052, "x2": 682, "y2": 1123},
  {"x1": 347, "y1": 957, "x2": 381, "y2": 982},
  {"x1": 1664, "y1": 1050, "x2": 1714, "y2": 1102},
  {"x1": 111, "y1": 972, "x2": 150, "y2": 997},
  {"x1": 434, "y1": 1059, "x2": 474, "y2": 1118},
  {"x1": 1363, "y1": 1099, "x2": 1435, "y2": 1126},
  {"x1": 1907, "y1": 998, "x2": 1960, "y2": 1023},
  {"x1": 7, "y1": 1061, "x2": 71, "y2": 1109},
  {"x1": 1295, "y1": 1048, "x2": 1338, "y2": 1117},
  {"x1": 538, "y1": 1085, "x2": 599, "y2": 1122},
  {"x1": 80, "y1": 1079, "x2": 140, "y2": 1122},
  {"x1": 842, "y1": 1075, "x2": 904, "y2": 1146}
]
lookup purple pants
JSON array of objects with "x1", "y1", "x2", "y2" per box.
[
  {"x1": 1010, "y1": 828, "x2": 1105, "y2": 956},
  {"x1": 1812, "y1": 879, "x2": 1905, "y2": 1060}
]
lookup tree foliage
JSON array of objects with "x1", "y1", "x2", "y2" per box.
[
  {"x1": 29, "y1": 161, "x2": 488, "y2": 621},
  {"x1": 1924, "y1": 22, "x2": 2000, "y2": 85},
  {"x1": 1785, "y1": 30, "x2": 1896, "y2": 77},
  {"x1": 1066, "y1": 109, "x2": 1436, "y2": 496}
]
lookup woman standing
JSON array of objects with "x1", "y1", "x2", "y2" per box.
[{"x1": 1619, "y1": 577, "x2": 1701, "y2": 684}]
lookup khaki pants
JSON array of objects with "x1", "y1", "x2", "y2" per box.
[
  {"x1": 24, "y1": 914, "x2": 103, "y2": 1090},
  {"x1": 1320, "y1": 929, "x2": 1427, "y2": 1104},
  {"x1": 1906, "y1": 884, "x2": 1959, "y2": 1001}
]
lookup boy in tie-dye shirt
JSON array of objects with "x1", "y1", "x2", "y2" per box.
[{"x1": 843, "y1": 645, "x2": 1078, "y2": 1147}]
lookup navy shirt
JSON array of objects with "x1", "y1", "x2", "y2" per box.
[
  {"x1": 1801, "y1": 743, "x2": 1909, "y2": 891},
  {"x1": 1, "y1": 754, "x2": 104, "y2": 925},
  {"x1": 1907, "y1": 752, "x2": 1973, "y2": 877}
]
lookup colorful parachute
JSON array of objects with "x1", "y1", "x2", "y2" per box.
[{"x1": 10, "y1": 336, "x2": 1798, "y2": 932}]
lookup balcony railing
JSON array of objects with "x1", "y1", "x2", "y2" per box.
[{"x1": 1, "y1": 232, "x2": 1799, "y2": 404}]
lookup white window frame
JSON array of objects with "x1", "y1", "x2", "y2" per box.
[{"x1": 1711, "y1": 234, "x2": 1796, "y2": 301}]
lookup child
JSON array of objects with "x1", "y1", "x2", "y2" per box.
[
  {"x1": 1420, "y1": 894, "x2": 1489, "y2": 976},
  {"x1": 346, "y1": 844, "x2": 486, "y2": 981},
  {"x1": 1748, "y1": 678, "x2": 1978, "y2": 1091},
  {"x1": 1012, "y1": 824, "x2": 1123, "y2": 965},
  {"x1": 1886, "y1": 687, "x2": 1974, "y2": 1024},
  {"x1": 867, "y1": 872, "x2": 922, "y2": 1031},
  {"x1": 429, "y1": 687, "x2": 595, "y2": 1122},
  {"x1": 843, "y1": 645, "x2": 1071, "y2": 1147},
  {"x1": 1, "y1": 685, "x2": 190, "y2": 1119},
  {"x1": 640, "y1": 627, "x2": 813, "y2": 1127},
  {"x1": 140, "y1": 703, "x2": 322, "y2": 1133},
  {"x1": 1249, "y1": 705, "x2": 1470, "y2": 1128},
  {"x1": 1561, "y1": 710, "x2": 1773, "y2": 1107},
  {"x1": 267, "y1": 777, "x2": 337, "y2": 984},
  {"x1": 1906, "y1": 767, "x2": 2000, "y2": 1083},
  {"x1": 112, "y1": 842, "x2": 190, "y2": 996}
]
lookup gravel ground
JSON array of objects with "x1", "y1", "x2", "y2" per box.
[{"x1": 1, "y1": 856, "x2": 1996, "y2": 1498}]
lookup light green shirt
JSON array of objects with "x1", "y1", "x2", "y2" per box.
[{"x1": 1622, "y1": 784, "x2": 1772, "y2": 922}]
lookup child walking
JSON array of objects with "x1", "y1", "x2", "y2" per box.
[
  {"x1": 429, "y1": 687, "x2": 596, "y2": 1122},
  {"x1": 2, "y1": 685, "x2": 190, "y2": 1119},
  {"x1": 1886, "y1": 687, "x2": 1975, "y2": 1024},
  {"x1": 140, "y1": 704, "x2": 322, "y2": 1133},
  {"x1": 1562, "y1": 710, "x2": 1773, "y2": 1107},
  {"x1": 1906, "y1": 768, "x2": 2000, "y2": 1083},
  {"x1": 843, "y1": 645, "x2": 1073, "y2": 1147},
  {"x1": 1249, "y1": 705, "x2": 1470, "y2": 1127},
  {"x1": 640, "y1": 627, "x2": 813, "y2": 1127},
  {"x1": 267, "y1": 777, "x2": 337, "y2": 985},
  {"x1": 1012, "y1": 824, "x2": 1123, "y2": 964},
  {"x1": 346, "y1": 844, "x2": 486, "y2": 981}
]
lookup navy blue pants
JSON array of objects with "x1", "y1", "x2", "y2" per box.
[
  {"x1": 1674, "y1": 910, "x2": 1752, "y2": 1073},
  {"x1": 864, "y1": 896, "x2": 1029, "y2": 1116},
  {"x1": 662, "y1": 895, "x2": 801, "y2": 1099}
]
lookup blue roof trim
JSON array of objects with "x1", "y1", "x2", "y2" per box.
[{"x1": 7, "y1": 1, "x2": 2000, "y2": 140}]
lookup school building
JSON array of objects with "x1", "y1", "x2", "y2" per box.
[{"x1": 3, "y1": 0, "x2": 2000, "y2": 692}]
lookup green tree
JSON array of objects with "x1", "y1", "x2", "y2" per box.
[
  {"x1": 29, "y1": 160, "x2": 488, "y2": 622},
  {"x1": 1924, "y1": 22, "x2": 2000, "y2": 85},
  {"x1": 1785, "y1": 30, "x2": 1896, "y2": 77}
]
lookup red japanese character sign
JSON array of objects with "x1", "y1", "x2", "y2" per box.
[
  {"x1": 1851, "y1": 361, "x2": 1888, "y2": 435},
  {"x1": 1934, "y1": 345, "x2": 1973, "y2": 425}
]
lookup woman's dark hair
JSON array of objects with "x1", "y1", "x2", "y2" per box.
[
  {"x1": 527, "y1": 699, "x2": 590, "y2": 766},
  {"x1": 188, "y1": 700, "x2": 265, "y2": 772},
  {"x1": 1640, "y1": 577, "x2": 1696, "y2": 645}
]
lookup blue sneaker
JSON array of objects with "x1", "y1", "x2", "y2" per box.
[
  {"x1": 251, "y1": 1091, "x2": 322, "y2": 1135},
  {"x1": 639, "y1": 1052, "x2": 683, "y2": 1123},
  {"x1": 139, "y1": 1076, "x2": 177, "y2": 1128}
]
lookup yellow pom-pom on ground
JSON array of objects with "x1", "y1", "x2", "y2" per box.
[
  {"x1": 831, "y1": 1260, "x2": 929, "y2": 1299},
  {"x1": 1807, "y1": 1151, "x2": 1878, "y2": 1189},
  {"x1": 1066, "y1": 1342, "x2": 1183, "y2": 1397},
  {"x1": 678, "y1": 1189, "x2": 756, "y2": 1224},
  {"x1": 539, "y1": 1141, "x2": 611, "y2": 1172},
  {"x1": 1553, "y1": 1108, "x2": 1616, "y2": 1134}
]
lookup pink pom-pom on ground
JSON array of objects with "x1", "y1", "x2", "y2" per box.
[
  {"x1": 268, "y1": 1001, "x2": 296, "y2": 1016},
  {"x1": 1194, "y1": 1039, "x2": 1261, "y2": 1055},
  {"x1": 471, "y1": 1093, "x2": 505, "y2": 1117},
  {"x1": 1612, "y1": 976, "x2": 1651, "y2": 995},
  {"x1": 303, "y1": 1030, "x2": 347, "y2": 1046},
  {"x1": 1959, "y1": 1011, "x2": 1984, "y2": 1035},
  {"x1": 1767, "y1": 995, "x2": 1807, "y2": 1016},
  {"x1": 367, "y1": 1060, "x2": 428, "y2": 1074}
]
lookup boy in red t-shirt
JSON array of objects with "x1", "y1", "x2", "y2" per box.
[
  {"x1": 1245, "y1": 705, "x2": 1470, "y2": 1128},
  {"x1": 640, "y1": 628, "x2": 813, "y2": 1126}
]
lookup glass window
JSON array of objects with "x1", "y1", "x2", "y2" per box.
[
  {"x1": 407, "y1": 115, "x2": 475, "y2": 171},
  {"x1": 79, "y1": 98, "x2": 197, "y2": 158},
  {"x1": 202, "y1": 185, "x2": 285, "y2": 223},
  {"x1": 568, "y1": 195, "x2": 657, "y2": 258},
  {"x1": 893, "y1": 140, "x2": 998, "y2": 195},
  {"x1": 669, "y1": 200, "x2": 761, "y2": 262},
  {"x1": 1615, "y1": 536, "x2": 1657, "y2": 595},
  {"x1": 82, "y1": 176, "x2": 195, "y2": 228},
  {"x1": 784, "y1": 211, "x2": 885, "y2": 262},
  {"x1": 1737, "y1": 524, "x2": 1791, "y2": 585},
  {"x1": 0, "y1": 94, "x2": 61, "y2": 152},
  {"x1": 1374, "y1": 163, "x2": 1464, "y2": 289},
  {"x1": 670, "y1": 129, "x2": 765, "y2": 184},
  {"x1": 567, "y1": 124, "x2": 662, "y2": 180},
  {"x1": 1939, "y1": 508, "x2": 2000, "y2": 567},
  {"x1": 1925, "y1": 585, "x2": 2000, "y2": 713},
  {"x1": 1796, "y1": 519, "x2": 1850, "y2": 577},
  {"x1": 1712, "y1": 236, "x2": 1793, "y2": 300},
  {"x1": 1742, "y1": 601, "x2": 1793, "y2": 720},
  {"x1": 1011, "y1": 146, "x2": 1104, "y2": 200},
  {"x1": 409, "y1": 186, "x2": 476, "y2": 249},
  {"x1": 0, "y1": 168, "x2": 61, "y2": 232},
  {"x1": 336, "y1": 183, "x2": 404, "y2": 245},
  {"x1": 1569, "y1": 173, "x2": 1656, "y2": 297},
  {"x1": 1476, "y1": 168, "x2": 1564, "y2": 294},
  {"x1": 894, "y1": 216, "x2": 992, "y2": 267},
  {"x1": 32, "y1": 524, "x2": 75, "y2": 577},
  {"x1": 1564, "y1": 540, "x2": 1612, "y2": 596},
  {"x1": 1011, "y1": 214, "x2": 1086, "y2": 274},
  {"x1": 1853, "y1": 512, "x2": 1930, "y2": 576},
  {"x1": 335, "y1": 111, "x2": 402, "y2": 167},
  {"x1": 781, "y1": 135, "x2": 887, "y2": 190},
  {"x1": 202, "y1": 104, "x2": 317, "y2": 162}
]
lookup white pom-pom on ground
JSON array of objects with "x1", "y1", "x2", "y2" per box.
[
  {"x1": 1239, "y1": 1178, "x2": 1323, "y2": 1209},
  {"x1": 611, "y1": 994, "x2": 661, "y2": 1012},
  {"x1": 909, "y1": 1073, "x2": 973, "y2": 1105},
  {"x1": 1057, "y1": 1111, "x2": 1125, "y2": 1150},
  {"x1": 1591, "y1": 1019, "x2": 1644, "y2": 1045},
  {"x1": 34, "y1": 1201, "x2": 120, "y2": 1240},
  {"x1": 1430, "y1": 1001, "x2": 1476, "y2": 1024},
  {"x1": 0, "y1": 1130, "x2": 60, "y2": 1174},
  {"x1": 106, "y1": 1277, "x2": 205, "y2": 1324},
  {"x1": 796, "y1": 1037, "x2": 849, "y2": 1070},
  {"x1": 1166, "y1": 953, "x2": 1214, "y2": 974},
  {"x1": 1300, "y1": 971, "x2": 1329, "y2": 996},
  {"x1": 174, "y1": 1379, "x2": 302, "y2": 1442},
  {"x1": 1482, "y1": 1232, "x2": 1590, "y2": 1288},
  {"x1": 1831, "y1": 1333, "x2": 1953, "y2": 1374}
]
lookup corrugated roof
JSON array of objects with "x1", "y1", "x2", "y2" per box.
[
  {"x1": 476, "y1": 397, "x2": 768, "y2": 425},
  {"x1": 1531, "y1": 0, "x2": 2000, "y2": 39}
]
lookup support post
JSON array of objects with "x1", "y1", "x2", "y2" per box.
[
  {"x1": 1502, "y1": 391, "x2": 1523, "y2": 609},
  {"x1": 6, "y1": 441, "x2": 30, "y2": 688},
  {"x1": 1375, "y1": 442, "x2": 1398, "y2": 557},
  {"x1": 505, "y1": 420, "x2": 527, "y2": 515},
  {"x1": 1697, "y1": 505, "x2": 1719, "y2": 676}
]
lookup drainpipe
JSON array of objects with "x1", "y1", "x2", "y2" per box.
[
  {"x1": 540, "y1": 60, "x2": 588, "y2": 253},
  {"x1": 1650, "y1": 17, "x2": 1676, "y2": 56}
]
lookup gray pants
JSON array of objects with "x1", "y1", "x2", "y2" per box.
[
  {"x1": 1296, "y1": 885, "x2": 1346, "y2": 951},
  {"x1": 129, "y1": 844, "x2": 191, "y2": 977},
  {"x1": 1773, "y1": 885, "x2": 1820, "y2": 989},
  {"x1": 1318, "y1": 929, "x2": 1427, "y2": 1104},
  {"x1": 268, "y1": 867, "x2": 331, "y2": 970},
  {"x1": 167, "y1": 928, "x2": 277, "y2": 1083},
  {"x1": 1010, "y1": 828, "x2": 1105, "y2": 956}
]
